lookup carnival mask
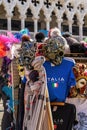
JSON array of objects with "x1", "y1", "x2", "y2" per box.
[
  {"x1": 17, "y1": 41, "x2": 36, "y2": 70},
  {"x1": 70, "y1": 63, "x2": 87, "y2": 97},
  {"x1": 43, "y1": 36, "x2": 65, "y2": 65},
  {"x1": 17, "y1": 64, "x2": 25, "y2": 77}
]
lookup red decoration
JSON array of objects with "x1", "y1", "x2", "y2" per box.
[
  {"x1": 54, "y1": 124, "x2": 57, "y2": 129},
  {"x1": 0, "y1": 42, "x2": 7, "y2": 57}
]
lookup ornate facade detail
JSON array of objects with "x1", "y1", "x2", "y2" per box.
[
  {"x1": 18, "y1": 0, "x2": 27, "y2": 5},
  {"x1": 16, "y1": 0, "x2": 29, "y2": 15},
  {"x1": 67, "y1": 2, "x2": 73, "y2": 11},
  {"x1": 31, "y1": 0, "x2": 39, "y2": 7},
  {"x1": 2, "y1": 0, "x2": 16, "y2": 12},
  {"x1": 0, "y1": 0, "x2": 87, "y2": 40}
]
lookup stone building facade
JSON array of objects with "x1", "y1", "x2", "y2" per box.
[{"x1": 0, "y1": 0, "x2": 87, "y2": 40}]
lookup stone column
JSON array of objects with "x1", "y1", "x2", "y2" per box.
[
  {"x1": 7, "y1": 17, "x2": 11, "y2": 31},
  {"x1": 56, "y1": 18, "x2": 63, "y2": 32},
  {"x1": 45, "y1": 17, "x2": 51, "y2": 31},
  {"x1": 32, "y1": 16, "x2": 39, "y2": 35},
  {"x1": 6, "y1": 14, "x2": 12, "y2": 31},
  {"x1": 68, "y1": 20, "x2": 73, "y2": 34},
  {"x1": 20, "y1": 15, "x2": 26, "y2": 29},
  {"x1": 78, "y1": 20, "x2": 83, "y2": 41}
]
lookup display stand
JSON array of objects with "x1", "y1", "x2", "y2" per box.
[
  {"x1": 65, "y1": 53, "x2": 87, "y2": 64},
  {"x1": 0, "y1": 53, "x2": 86, "y2": 129},
  {"x1": 11, "y1": 59, "x2": 20, "y2": 119}
]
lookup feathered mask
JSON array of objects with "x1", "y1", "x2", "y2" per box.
[
  {"x1": 0, "y1": 31, "x2": 20, "y2": 58},
  {"x1": 70, "y1": 63, "x2": 87, "y2": 97},
  {"x1": 73, "y1": 63, "x2": 87, "y2": 81}
]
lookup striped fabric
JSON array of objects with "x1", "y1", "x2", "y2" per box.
[{"x1": 23, "y1": 56, "x2": 54, "y2": 130}]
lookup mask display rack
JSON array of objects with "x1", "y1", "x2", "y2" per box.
[
  {"x1": 11, "y1": 59, "x2": 20, "y2": 118},
  {"x1": 0, "y1": 53, "x2": 87, "y2": 129},
  {"x1": 65, "y1": 53, "x2": 87, "y2": 64}
]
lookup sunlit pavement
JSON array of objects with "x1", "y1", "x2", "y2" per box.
[{"x1": 0, "y1": 100, "x2": 4, "y2": 130}]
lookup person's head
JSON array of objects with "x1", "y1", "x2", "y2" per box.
[
  {"x1": 48, "y1": 27, "x2": 61, "y2": 38},
  {"x1": 22, "y1": 34, "x2": 30, "y2": 42},
  {"x1": 20, "y1": 28, "x2": 31, "y2": 42},
  {"x1": 48, "y1": 27, "x2": 70, "y2": 54},
  {"x1": 35, "y1": 32, "x2": 45, "y2": 42},
  {"x1": 62, "y1": 32, "x2": 71, "y2": 38}
]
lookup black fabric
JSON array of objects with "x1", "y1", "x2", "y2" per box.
[
  {"x1": 29, "y1": 70, "x2": 39, "y2": 82},
  {"x1": 16, "y1": 81, "x2": 25, "y2": 130},
  {"x1": 70, "y1": 43, "x2": 86, "y2": 53},
  {"x1": 35, "y1": 32, "x2": 45, "y2": 42},
  {"x1": 51, "y1": 103, "x2": 76, "y2": 130},
  {"x1": 1, "y1": 111, "x2": 14, "y2": 130}
]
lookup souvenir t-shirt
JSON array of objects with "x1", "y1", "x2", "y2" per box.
[
  {"x1": 66, "y1": 98, "x2": 87, "y2": 130},
  {"x1": 43, "y1": 57, "x2": 76, "y2": 102}
]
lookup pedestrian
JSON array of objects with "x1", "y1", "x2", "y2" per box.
[{"x1": 35, "y1": 32, "x2": 45, "y2": 57}]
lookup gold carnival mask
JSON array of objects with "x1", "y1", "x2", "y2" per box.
[
  {"x1": 17, "y1": 64, "x2": 25, "y2": 77},
  {"x1": 43, "y1": 36, "x2": 65, "y2": 65}
]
